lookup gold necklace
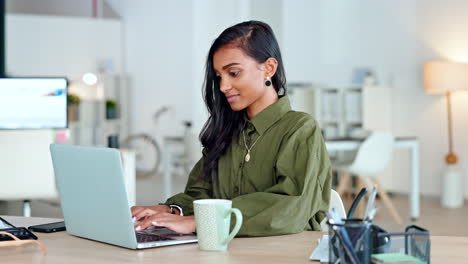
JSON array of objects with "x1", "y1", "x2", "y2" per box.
[{"x1": 242, "y1": 130, "x2": 262, "y2": 162}]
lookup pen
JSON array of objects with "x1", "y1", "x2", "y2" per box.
[
  {"x1": 364, "y1": 186, "x2": 378, "y2": 220},
  {"x1": 367, "y1": 205, "x2": 379, "y2": 221},
  {"x1": 347, "y1": 187, "x2": 368, "y2": 219}
]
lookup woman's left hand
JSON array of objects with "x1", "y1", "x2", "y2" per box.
[{"x1": 134, "y1": 213, "x2": 196, "y2": 234}]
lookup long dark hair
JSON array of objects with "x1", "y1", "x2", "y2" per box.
[{"x1": 200, "y1": 20, "x2": 287, "y2": 181}]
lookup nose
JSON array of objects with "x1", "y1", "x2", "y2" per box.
[{"x1": 219, "y1": 77, "x2": 231, "y2": 93}]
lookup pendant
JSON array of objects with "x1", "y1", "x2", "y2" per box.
[{"x1": 245, "y1": 152, "x2": 250, "y2": 162}]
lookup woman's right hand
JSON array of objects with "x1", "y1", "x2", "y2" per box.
[{"x1": 131, "y1": 205, "x2": 171, "y2": 221}]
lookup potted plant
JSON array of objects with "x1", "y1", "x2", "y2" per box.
[
  {"x1": 67, "y1": 94, "x2": 81, "y2": 122},
  {"x1": 106, "y1": 99, "x2": 119, "y2": 119}
]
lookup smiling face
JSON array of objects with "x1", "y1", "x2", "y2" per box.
[{"x1": 213, "y1": 46, "x2": 279, "y2": 119}]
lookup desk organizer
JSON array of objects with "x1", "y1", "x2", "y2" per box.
[
  {"x1": 328, "y1": 218, "x2": 373, "y2": 264},
  {"x1": 328, "y1": 220, "x2": 430, "y2": 264},
  {"x1": 371, "y1": 225, "x2": 430, "y2": 264}
]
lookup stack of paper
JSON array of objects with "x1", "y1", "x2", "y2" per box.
[
  {"x1": 309, "y1": 235, "x2": 330, "y2": 263},
  {"x1": 371, "y1": 253, "x2": 426, "y2": 264}
]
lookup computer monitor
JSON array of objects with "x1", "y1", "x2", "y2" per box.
[{"x1": 0, "y1": 77, "x2": 68, "y2": 129}]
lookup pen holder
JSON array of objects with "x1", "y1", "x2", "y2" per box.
[
  {"x1": 371, "y1": 225, "x2": 431, "y2": 264},
  {"x1": 328, "y1": 218, "x2": 373, "y2": 264}
]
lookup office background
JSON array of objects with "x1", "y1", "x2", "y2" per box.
[{"x1": 1, "y1": 0, "x2": 468, "y2": 233}]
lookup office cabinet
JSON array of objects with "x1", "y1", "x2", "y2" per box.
[{"x1": 290, "y1": 83, "x2": 363, "y2": 139}]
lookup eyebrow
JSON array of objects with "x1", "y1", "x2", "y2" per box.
[
  {"x1": 222, "y1": 62, "x2": 240, "y2": 69},
  {"x1": 214, "y1": 62, "x2": 241, "y2": 72}
]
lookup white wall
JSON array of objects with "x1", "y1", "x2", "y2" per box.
[
  {"x1": 6, "y1": 14, "x2": 123, "y2": 77},
  {"x1": 7, "y1": 0, "x2": 94, "y2": 17},
  {"x1": 7, "y1": 0, "x2": 119, "y2": 18},
  {"x1": 282, "y1": 0, "x2": 468, "y2": 198},
  {"x1": 116, "y1": 0, "x2": 194, "y2": 141}
]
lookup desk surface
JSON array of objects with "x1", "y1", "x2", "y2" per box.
[{"x1": 1, "y1": 216, "x2": 467, "y2": 264}]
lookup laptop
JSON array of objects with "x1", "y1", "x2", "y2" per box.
[{"x1": 49, "y1": 143, "x2": 197, "y2": 249}]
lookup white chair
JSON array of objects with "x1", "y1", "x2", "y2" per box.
[
  {"x1": 335, "y1": 132, "x2": 403, "y2": 224},
  {"x1": 320, "y1": 189, "x2": 346, "y2": 232}
]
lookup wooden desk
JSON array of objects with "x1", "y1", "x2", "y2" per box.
[{"x1": 2, "y1": 216, "x2": 467, "y2": 264}]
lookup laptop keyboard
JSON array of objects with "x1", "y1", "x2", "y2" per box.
[{"x1": 136, "y1": 232, "x2": 175, "y2": 243}]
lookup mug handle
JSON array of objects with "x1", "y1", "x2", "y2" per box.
[{"x1": 223, "y1": 208, "x2": 243, "y2": 245}]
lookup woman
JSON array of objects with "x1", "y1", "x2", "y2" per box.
[{"x1": 132, "y1": 20, "x2": 331, "y2": 236}]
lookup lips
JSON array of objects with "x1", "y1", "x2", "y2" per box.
[{"x1": 226, "y1": 95, "x2": 239, "y2": 103}]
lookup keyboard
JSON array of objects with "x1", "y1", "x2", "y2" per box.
[{"x1": 136, "y1": 232, "x2": 174, "y2": 243}]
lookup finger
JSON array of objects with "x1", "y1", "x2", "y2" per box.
[
  {"x1": 150, "y1": 219, "x2": 179, "y2": 232},
  {"x1": 151, "y1": 219, "x2": 194, "y2": 234},
  {"x1": 151, "y1": 220, "x2": 166, "y2": 228},
  {"x1": 134, "y1": 213, "x2": 173, "y2": 231},
  {"x1": 133, "y1": 209, "x2": 147, "y2": 221},
  {"x1": 134, "y1": 209, "x2": 155, "y2": 221},
  {"x1": 135, "y1": 216, "x2": 157, "y2": 231},
  {"x1": 131, "y1": 207, "x2": 144, "y2": 216},
  {"x1": 149, "y1": 215, "x2": 194, "y2": 234}
]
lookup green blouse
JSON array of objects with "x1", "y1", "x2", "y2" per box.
[{"x1": 166, "y1": 95, "x2": 332, "y2": 237}]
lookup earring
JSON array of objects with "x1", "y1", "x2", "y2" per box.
[{"x1": 265, "y1": 77, "x2": 272, "y2": 87}]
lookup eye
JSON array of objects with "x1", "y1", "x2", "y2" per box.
[{"x1": 229, "y1": 71, "x2": 240, "y2": 77}]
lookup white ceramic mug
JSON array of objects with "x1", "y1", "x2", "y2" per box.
[{"x1": 193, "y1": 199, "x2": 243, "y2": 251}]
